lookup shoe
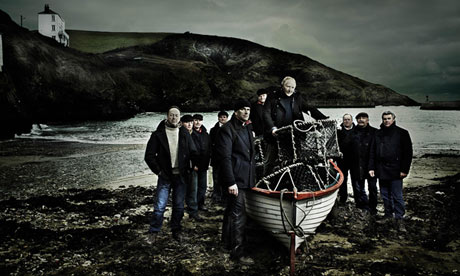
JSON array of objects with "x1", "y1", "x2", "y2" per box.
[
  {"x1": 145, "y1": 232, "x2": 157, "y2": 245},
  {"x1": 376, "y1": 216, "x2": 393, "y2": 225},
  {"x1": 190, "y1": 214, "x2": 204, "y2": 222},
  {"x1": 395, "y1": 220, "x2": 407, "y2": 233},
  {"x1": 172, "y1": 231, "x2": 182, "y2": 242},
  {"x1": 238, "y1": 256, "x2": 254, "y2": 265},
  {"x1": 199, "y1": 205, "x2": 208, "y2": 211}
]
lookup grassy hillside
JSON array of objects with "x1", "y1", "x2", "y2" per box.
[{"x1": 67, "y1": 30, "x2": 174, "y2": 53}]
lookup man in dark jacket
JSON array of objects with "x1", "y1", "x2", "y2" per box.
[
  {"x1": 336, "y1": 113, "x2": 355, "y2": 204},
  {"x1": 144, "y1": 106, "x2": 198, "y2": 242},
  {"x1": 369, "y1": 111, "x2": 413, "y2": 231},
  {"x1": 209, "y1": 111, "x2": 229, "y2": 202},
  {"x1": 250, "y1": 88, "x2": 268, "y2": 137},
  {"x1": 191, "y1": 114, "x2": 211, "y2": 211},
  {"x1": 215, "y1": 99, "x2": 256, "y2": 265},
  {"x1": 350, "y1": 112, "x2": 378, "y2": 215},
  {"x1": 263, "y1": 76, "x2": 328, "y2": 175}
]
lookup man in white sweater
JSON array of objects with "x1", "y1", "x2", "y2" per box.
[{"x1": 145, "y1": 106, "x2": 198, "y2": 242}]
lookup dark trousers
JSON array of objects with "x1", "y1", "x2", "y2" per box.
[
  {"x1": 263, "y1": 142, "x2": 278, "y2": 176},
  {"x1": 211, "y1": 166, "x2": 223, "y2": 200},
  {"x1": 337, "y1": 159, "x2": 350, "y2": 203},
  {"x1": 351, "y1": 177, "x2": 378, "y2": 214},
  {"x1": 222, "y1": 188, "x2": 247, "y2": 258},
  {"x1": 149, "y1": 174, "x2": 186, "y2": 233},
  {"x1": 379, "y1": 179, "x2": 405, "y2": 219},
  {"x1": 196, "y1": 170, "x2": 208, "y2": 208}
]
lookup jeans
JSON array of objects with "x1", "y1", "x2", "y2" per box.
[
  {"x1": 379, "y1": 179, "x2": 405, "y2": 219},
  {"x1": 222, "y1": 188, "x2": 247, "y2": 258},
  {"x1": 149, "y1": 174, "x2": 186, "y2": 233},
  {"x1": 351, "y1": 177, "x2": 378, "y2": 214}
]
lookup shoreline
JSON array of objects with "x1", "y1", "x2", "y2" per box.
[{"x1": 0, "y1": 139, "x2": 459, "y2": 275}]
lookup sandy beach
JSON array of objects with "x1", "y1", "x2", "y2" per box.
[{"x1": 0, "y1": 139, "x2": 459, "y2": 275}]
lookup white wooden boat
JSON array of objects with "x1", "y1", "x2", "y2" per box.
[{"x1": 246, "y1": 160, "x2": 343, "y2": 250}]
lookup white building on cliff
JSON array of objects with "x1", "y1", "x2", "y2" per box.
[{"x1": 38, "y1": 4, "x2": 69, "y2": 47}]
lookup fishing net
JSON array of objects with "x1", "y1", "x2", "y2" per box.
[{"x1": 256, "y1": 119, "x2": 341, "y2": 192}]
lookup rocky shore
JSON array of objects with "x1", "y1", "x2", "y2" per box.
[{"x1": 0, "y1": 139, "x2": 459, "y2": 275}]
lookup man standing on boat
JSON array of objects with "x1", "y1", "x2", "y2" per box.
[
  {"x1": 144, "y1": 106, "x2": 198, "y2": 243},
  {"x1": 350, "y1": 112, "x2": 378, "y2": 215},
  {"x1": 263, "y1": 76, "x2": 328, "y2": 175},
  {"x1": 336, "y1": 113, "x2": 355, "y2": 204},
  {"x1": 216, "y1": 99, "x2": 256, "y2": 265},
  {"x1": 369, "y1": 111, "x2": 413, "y2": 232}
]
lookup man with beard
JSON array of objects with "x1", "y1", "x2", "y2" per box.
[
  {"x1": 369, "y1": 111, "x2": 413, "y2": 232},
  {"x1": 145, "y1": 106, "x2": 197, "y2": 242},
  {"x1": 216, "y1": 99, "x2": 256, "y2": 265}
]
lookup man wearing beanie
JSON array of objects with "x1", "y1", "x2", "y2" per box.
[
  {"x1": 215, "y1": 98, "x2": 256, "y2": 265},
  {"x1": 144, "y1": 106, "x2": 198, "y2": 243},
  {"x1": 191, "y1": 114, "x2": 211, "y2": 213}
]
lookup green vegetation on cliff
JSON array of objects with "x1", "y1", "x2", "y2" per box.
[{"x1": 67, "y1": 30, "x2": 173, "y2": 53}]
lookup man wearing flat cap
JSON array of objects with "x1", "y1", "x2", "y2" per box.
[
  {"x1": 191, "y1": 114, "x2": 211, "y2": 213},
  {"x1": 350, "y1": 112, "x2": 378, "y2": 216},
  {"x1": 215, "y1": 98, "x2": 256, "y2": 265},
  {"x1": 250, "y1": 88, "x2": 268, "y2": 137}
]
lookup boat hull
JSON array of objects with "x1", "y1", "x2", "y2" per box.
[{"x1": 246, "y1": 188, "x2": 339, "y2": 250}]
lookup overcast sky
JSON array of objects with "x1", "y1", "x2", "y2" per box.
[{"x1": 2, "y1": 0, "x2": 459, "y2": 102}]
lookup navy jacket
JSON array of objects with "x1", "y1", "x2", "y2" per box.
[
  {"x1": 209, "y1": 121, "x2": 222, "y2": 167},
  {"x1": 145, "y1": 120, "x2": 198, "y2": 179},
  {"x1": 215, "y1": 115, "x2": 256, "y2": 189},
  {"x1": 369, "y1": 122, "x2": 413, "y2": 180}
]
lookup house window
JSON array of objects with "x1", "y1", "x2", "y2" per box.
[
  {"x1": 51, "y1": 15, "x2": 55, "y2": 22},
  {"x1": 52, "y1": 25, "x2": 55, "y2": 31}
]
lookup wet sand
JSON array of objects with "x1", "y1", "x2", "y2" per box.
[{"x1": 0, "y1": 139, "x2": 459, "y2": 275}]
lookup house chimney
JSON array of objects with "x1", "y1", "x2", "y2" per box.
[{"x1": 45, "y1": 4, "x2": 50, "y2": 13}]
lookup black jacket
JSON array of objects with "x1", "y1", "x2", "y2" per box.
[
  {"x1": 210, "y1": 121, "x2": 222, "y2": 167},
  {"x1": 263, "y1": 90, "x2": 327, "y2": 140},
  {"x1": 350, "y1": 124, "x2": 377, "y2": 180},
  {"x1": 368, "y1": 122, "x2": 413, "y2": 180},
  {"x1": 215, "y1": 115, "x2": 256, "y2": 189},
  {"x1": 191, "y1": 125, "x2": 211, "y2": 171},
  {"x1": 250, "y1": 101, "x2": 265, "y2": 137},
  {"x1": 337, "y1": 123, "x2": 356, "y2": 162},
  {"x1": 145, "y1": 120, "x2": 198, "y2": 179}
]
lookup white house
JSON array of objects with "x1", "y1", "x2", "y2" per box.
[{"x1": 38, "y1": 4, "x2": 69, "y2": 47}]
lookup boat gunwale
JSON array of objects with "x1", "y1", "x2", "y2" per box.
[{"x1": 250, "y1": 160, "x2": 344, "y2": 201}]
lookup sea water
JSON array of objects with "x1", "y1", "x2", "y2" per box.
[{"x1": 15, "y1": 106, "x2": 460, "y2": 156}]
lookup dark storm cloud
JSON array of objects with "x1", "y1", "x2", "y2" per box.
[{"x1": 1, "y1": 0, "x2": 459, "y2": 101}]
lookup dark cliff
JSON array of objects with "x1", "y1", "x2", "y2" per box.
[{"x1": 0, "y1": 10, "x2": 417, "y2": 139}]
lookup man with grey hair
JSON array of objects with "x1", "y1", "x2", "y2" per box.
[
  {"x1": 336, "y1": 113, "x2": 355, "y2": 204},
  {"x1": 263, "y1": 76, "x2": 328, "y2": 174},
  {"x1": 369, "y1": 111, "x2": 413, "y2": 232}
]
